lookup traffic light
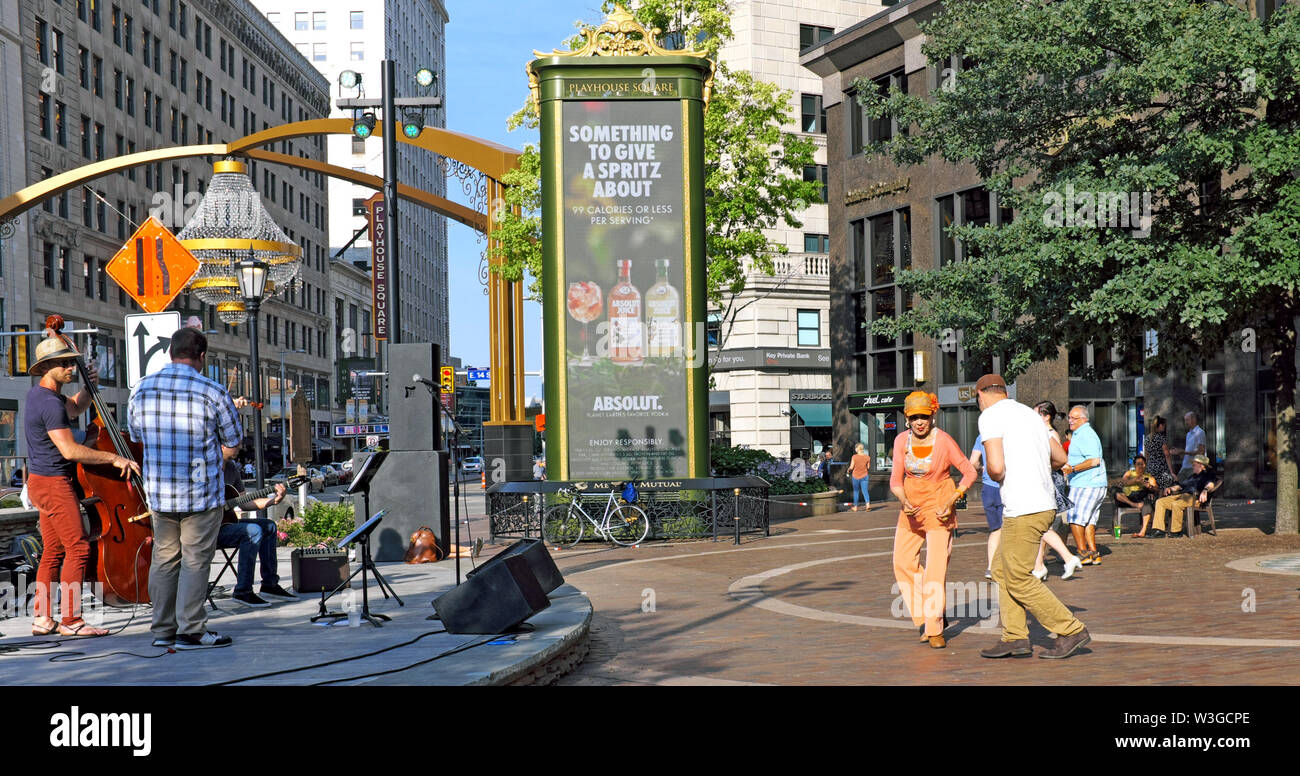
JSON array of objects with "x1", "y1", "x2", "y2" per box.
[{"x1": 440, "y1": 365, "x2": 454, "y2": 393}]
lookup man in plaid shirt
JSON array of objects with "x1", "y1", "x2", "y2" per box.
[{"x1": 128, "y1": 328, "x2": 243, "y2": 650}]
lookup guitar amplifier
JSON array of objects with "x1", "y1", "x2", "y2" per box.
[{"x1": 291, "y1": 548, "x2": 350, "y2": 594}]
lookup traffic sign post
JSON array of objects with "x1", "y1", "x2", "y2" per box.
[
  {"x1": 125, "y1": 312, "x2": 181, "y2": 388},
  {"x1": 105, "y1": 218, "x2": 200, "y2": 313}
]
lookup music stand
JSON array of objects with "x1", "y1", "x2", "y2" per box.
[
  {"x1": 330, "y1": 509, "x2": 402, "y2": 627},
  {"x1": 346, "y1": 450, "x2": 389, "y2": 527}
]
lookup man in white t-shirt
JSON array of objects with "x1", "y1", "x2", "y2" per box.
[
  {"x1": 1172, "y1": 411, "x2": 1206, "y2": 480},
  {"x1": 975, "y1": 374, "x2": 1091, "y2": 660}
]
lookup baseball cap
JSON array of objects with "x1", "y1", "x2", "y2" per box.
[{"x1": 974, "y1": 373, "x2": 1007, "y2": 393}]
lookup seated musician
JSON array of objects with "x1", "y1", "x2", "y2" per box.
[
  {"x1": 216, "y1": 432, "x2": 297, "y2": 608},
  {"x1": 1116, "y1": 453, "x2": 1159, "y2": 537},
  {"x1": 26, "y1": 337, "x2": 140, "y2": 638}
]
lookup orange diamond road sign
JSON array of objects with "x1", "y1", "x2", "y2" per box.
[{"x1": 105, "y1": 217, "x2": 201, "y2": 313}]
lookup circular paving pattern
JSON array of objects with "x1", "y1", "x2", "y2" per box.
[{"x1": 1225, "y1": 553, "x2": 1300, "y2": 576}]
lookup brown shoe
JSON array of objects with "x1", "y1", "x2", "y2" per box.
[
  {"x1": 1039, "y1": 628, "x2": 1091, "y2": 659},
  {"x1": 980, "y1": 639, "x2": 1032, "y2": 658},
  {"x1": 928, "y1": 635, "x2": 946, "y2": 649}
]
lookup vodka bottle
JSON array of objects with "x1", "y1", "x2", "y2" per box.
[
  {"x1": 644, "y1": 259, "x2": 680, "y2": 358},
  {"x1": 608, "y1": 260, "x2": 644, "y2": 366}
]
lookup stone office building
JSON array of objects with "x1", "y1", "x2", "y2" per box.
[
  {"x1": 11, "y1": 0, "x2": 334, "y2": 465},
  {"x1": 801, "y1": 0, "x2": 1283, "y2": 498}
]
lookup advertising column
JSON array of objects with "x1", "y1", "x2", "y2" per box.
[{"x1": 532, "y1": 8, "x2": 713, "y2": 482}]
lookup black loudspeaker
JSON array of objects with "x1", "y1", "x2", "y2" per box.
[
  {"x1": 466, "y1": 538, "x2": 563, "y2": 595},
  {"x1": 432, "y1": 555, "x2": 550, "y2": 634},
  {"x1": 389, "y1": 343, "x2": 442, "y2": 452},
  {"x1": 361, "y1": 449, "x2": 451, "y2": 562}
]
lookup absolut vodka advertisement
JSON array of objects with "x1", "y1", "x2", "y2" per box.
[{"x1": 561, "y1": 100, "x2": 687, "y2": 479}]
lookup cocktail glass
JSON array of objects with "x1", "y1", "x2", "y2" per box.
[{"x1": 567, "y1": 282, "x2": 603, "y2": 364}]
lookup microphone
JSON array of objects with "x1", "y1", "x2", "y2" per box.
[{"x1": 411, "y1": 373, "x2": 438, "y2": 389}]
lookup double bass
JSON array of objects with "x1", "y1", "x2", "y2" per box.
[{"x1": 45, "y1": 315, "x2": 154, "y2": 606}]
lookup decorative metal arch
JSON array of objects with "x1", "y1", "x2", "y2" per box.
[{"x1": 0, "y1": 119, "x2": 529, "y2": 425}]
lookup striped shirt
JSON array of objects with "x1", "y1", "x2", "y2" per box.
[{"x1": 128, "y1": 362, "x2": 243, "y2": 514}]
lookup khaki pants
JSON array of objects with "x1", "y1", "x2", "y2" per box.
[
  {"x1": 149, "y1": 506, "x2": 222, "y2": 638},
  {"x1": 1152, "y1": 493, "x2": 1195, "y2": 534},
  {"x1": 992, "y1": 509, "x2": 1086, "y2": 642}
]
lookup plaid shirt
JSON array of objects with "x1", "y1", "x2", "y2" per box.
[{"x1": 128, "y1": 362, "x2": 243, "y2": 514}]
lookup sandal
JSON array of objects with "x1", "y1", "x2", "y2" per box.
[
  {"x1": 57, "y1": 620, "x2": 110, "y2": 638},
  {"x1": 32, "y1": 617, "x2": 58, "y2": 636}
]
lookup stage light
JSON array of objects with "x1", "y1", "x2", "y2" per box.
[
  {"x1": 401, "y1": 109, "x2": 424, "y2": 138},
  {"x1": 415, "y1": 68, "x2": 436, "y2": 89},
  {"x1": 338, "y1": 70, "x2": 362, "y2": 89},
  {"x1": 353, "y1": 112, "x2": 376, "y2": 139}
]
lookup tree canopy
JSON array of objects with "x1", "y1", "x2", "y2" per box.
[{"x1": 860, "y1": 0, "x2": 1300, "y2": 531}]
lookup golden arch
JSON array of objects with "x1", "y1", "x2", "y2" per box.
[{"x1": 0, "y1": 120, "x2": 528, "y2": 425}]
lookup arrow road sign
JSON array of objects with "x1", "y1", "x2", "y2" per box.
[{"x1": 125, "y1": 312, "x2": 180, "y2": 388}]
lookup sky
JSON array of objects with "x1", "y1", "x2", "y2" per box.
[{"x1": 443, "y1": 1, "x2": 608, "y2": 402}]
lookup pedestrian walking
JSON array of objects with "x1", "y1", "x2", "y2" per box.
[
  {"x1": 890, "y1": 391, "x2": 977, "y2": 649},
  {"x1": 1171, "y1": 411, "x2": 1207, "y2": 481},
  {"x1": 968, "y1": 434, "x2": 1002, "y2": 580},
  {"x1": 975, "y1": 374, "x2": 1090, "y2": 660},
  {"x1": 849, "y1": 443, "x2": 871, "y2": 511},
  {"x1": 1063, "y1": 405, "x2": 1107, "y2": 565}
]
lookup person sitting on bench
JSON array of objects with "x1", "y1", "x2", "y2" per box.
[
  {"x1": 1149, "y1": 454, "x2": 1220, "y2": 538},
  {"x1": 1117, "y1": 454, "x2": 1159, "y2": 537}
]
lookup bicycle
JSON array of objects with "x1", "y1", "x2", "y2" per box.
[{"x1": 541, "y1": 482, "x2": 650, "y2": 548}]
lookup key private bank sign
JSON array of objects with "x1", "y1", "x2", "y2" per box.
[{"x1": 531, "y1": 13, "x2": 715, "y2": 482}]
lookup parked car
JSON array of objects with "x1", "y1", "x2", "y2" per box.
[
  {"x1": 315, "y1": 466, "x2": 340, "y2": 487},
  {"x1": 270, "y1": 468, "x2": 324, "y2": 493},
  {"x1": 460, "y1": 456, "x2": 484, "y2": 474},
  {"x1": 327, "y1": 462, "x2": 352, "y2": 484}
]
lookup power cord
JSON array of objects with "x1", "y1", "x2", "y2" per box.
[
  {"x1": 309, "y1": 633, "x2": 501, "y2": 686},
  {"x1": 207, "y1": 626, "x2": 448, "y2": 685}
]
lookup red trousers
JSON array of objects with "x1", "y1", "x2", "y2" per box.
[{"x1": 28, "y1": 473, "x2": 90, "y2": 625}]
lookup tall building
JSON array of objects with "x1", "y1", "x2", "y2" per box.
[
  {"x1": 708, "y1": 1, "x2": 883, "y2": 460},
  {"x1": 0, "y1": 0, "x2": 33, "y2": 470},
  {"x1": 256, "y1": 0, "x2": 450, "y2": 351},
  {"x1": 9, "y1": 0, "x2": 334, "y2": 467}
]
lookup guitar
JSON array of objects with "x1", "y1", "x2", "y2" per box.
[{"x1": 222, "y1": 476, "x2": 308, "y2": 524}]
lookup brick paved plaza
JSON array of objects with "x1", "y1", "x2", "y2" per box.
[{"x1": 547, "y1": 501, "x2": 1300, "y2": 686}]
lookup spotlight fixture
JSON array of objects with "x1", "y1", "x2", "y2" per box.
[
  {"x1": 353, "y1": 111, "x2": 376, "y2": 139},
  {"x1": 415, "y1": 68, "x2": 436, "y2": 89},
  {"x1": 338, "y1": 70, "x2": 362, "y2": 89},
  {"x1": 401, "y1": 108, "x2": 425, "y2": 139}
]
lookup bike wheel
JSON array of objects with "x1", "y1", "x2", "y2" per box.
[
  {"x1": 542, "y1": 504, "x2": 584, "y2": 548},
  {"x1": 605, "y1": 504, "x2": 649, "y2": 546}
]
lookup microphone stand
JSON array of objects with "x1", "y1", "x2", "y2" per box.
[{"x1": 412, "y1": 381, "x2": 470, "y2": 585}]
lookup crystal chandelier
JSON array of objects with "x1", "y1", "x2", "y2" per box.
[{"x1": 178, "y1": 159, "x2": 302, "y2": 318}]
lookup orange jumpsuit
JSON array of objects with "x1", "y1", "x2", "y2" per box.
[{"x1": 890, "y1": 429, "x2": 977, "y2": 638}]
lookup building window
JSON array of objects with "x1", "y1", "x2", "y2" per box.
[
  {"x1": 43, "y1": 243, "x2": 55, "y2": 287},
  {"x1": 350, "y1": 42, "x2": 364, "y2": 61},
  {"x1": 93, "y1": 56, "x2": 103, "y2": 96},
  {"x1": 850, "y1": 68, "x2": 907, "y2": 156},
  {"x1": 84, "y1": 257, "x2": 95, "y2": 297},
  {"x1": 935, "y1": 186, "x2": 1008, "y2": 266},
  {"x1": 313, "y1": 12, "x2": 326, "y2": 30},
  {"x1": 294, "y1": 11, "x2": 307, "y2": 31},
  {"x1": 797, "y1": 310, "x2": 821, "y2": 347},
  {"x1": 266, "y1": 12, "x2": 280, "y2": 25},
  {"x1": 799, "y1": 23, "x2": 833, "y2": 51},
  {"x1": 112, "y1": 5, "x2": 121, "y2": 45},
  {"x1": 79, "y1": 47, "x2": 89, "y2": 87},
  {"x1": 804, "y1": 233, "x2": 829, "y2": 253},
  {"x1": 59, "y1": 247, "x2": 70, "y2": 291},
  {"x1": 313, "y1": 43, "x2": 327, "y2": 62},
  {"x1": 53, "y1": 28, "x2": 65, "y2": 73},
  {"x1": 851, "y1": 208, "x2": 913, "y2": 391},
  {"x1": 803, "y1": 164, "x2": 828, "y2": 203},
  {"x1": 125, "y1": 14, "x2": 134, "y2": 53},
  {"x1": 350, "y1": 11, "x2": 364, "y2": 29},
  {"x1": 801, "y1": 93, "x2": 825, "y2": 134},
  {"x1": 55, "y1": 101, "x2": 67, "y2": 146}
]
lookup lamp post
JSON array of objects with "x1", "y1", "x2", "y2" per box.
[
  {"x1": 276, "y1": 348, "x2": 307, "y2": 470},
  {"x1": 237, "y1": 251, "x2": 269, "y2": 498}
]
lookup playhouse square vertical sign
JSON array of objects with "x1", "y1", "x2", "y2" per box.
[{"x1": 367, "y1": 197, "x2": 389, "y2": 340}]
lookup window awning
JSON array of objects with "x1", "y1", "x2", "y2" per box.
[{"x1": 790, "y1": 401, "x2": 832, "y2": 428}]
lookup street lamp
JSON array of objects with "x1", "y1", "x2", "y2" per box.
[
  {"x1": 276, "y1": 348, "x2": 307, "y2": 471},
  {"x1": 237, "y1": 250, "x2": 269, "y2": 493}
]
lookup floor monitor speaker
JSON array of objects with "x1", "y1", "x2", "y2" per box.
[{"x1": 432, "y1": 555, "x2": 550, "y2": 634}]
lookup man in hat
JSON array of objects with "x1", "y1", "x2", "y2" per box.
[
  {"x1": 1150, "y1": 454, "x2": 1220, "y2": 537},
  {"x1": 974, "y1": 374, "x2": 1091, "y2": 659},
  {"x1": 128, "y1": 327, "x2": 243, "y2": 649},
  {"x1": 25, "y1": 337, "x2": 140, "y2": 638}
]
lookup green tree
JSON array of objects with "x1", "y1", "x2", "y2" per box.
[
  {"x1": 490, "y1": 0, "x2": 823, "y2": 320},
  {"x1": 861, "y1": 0, "x2": 1300, "y2": 532}
]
